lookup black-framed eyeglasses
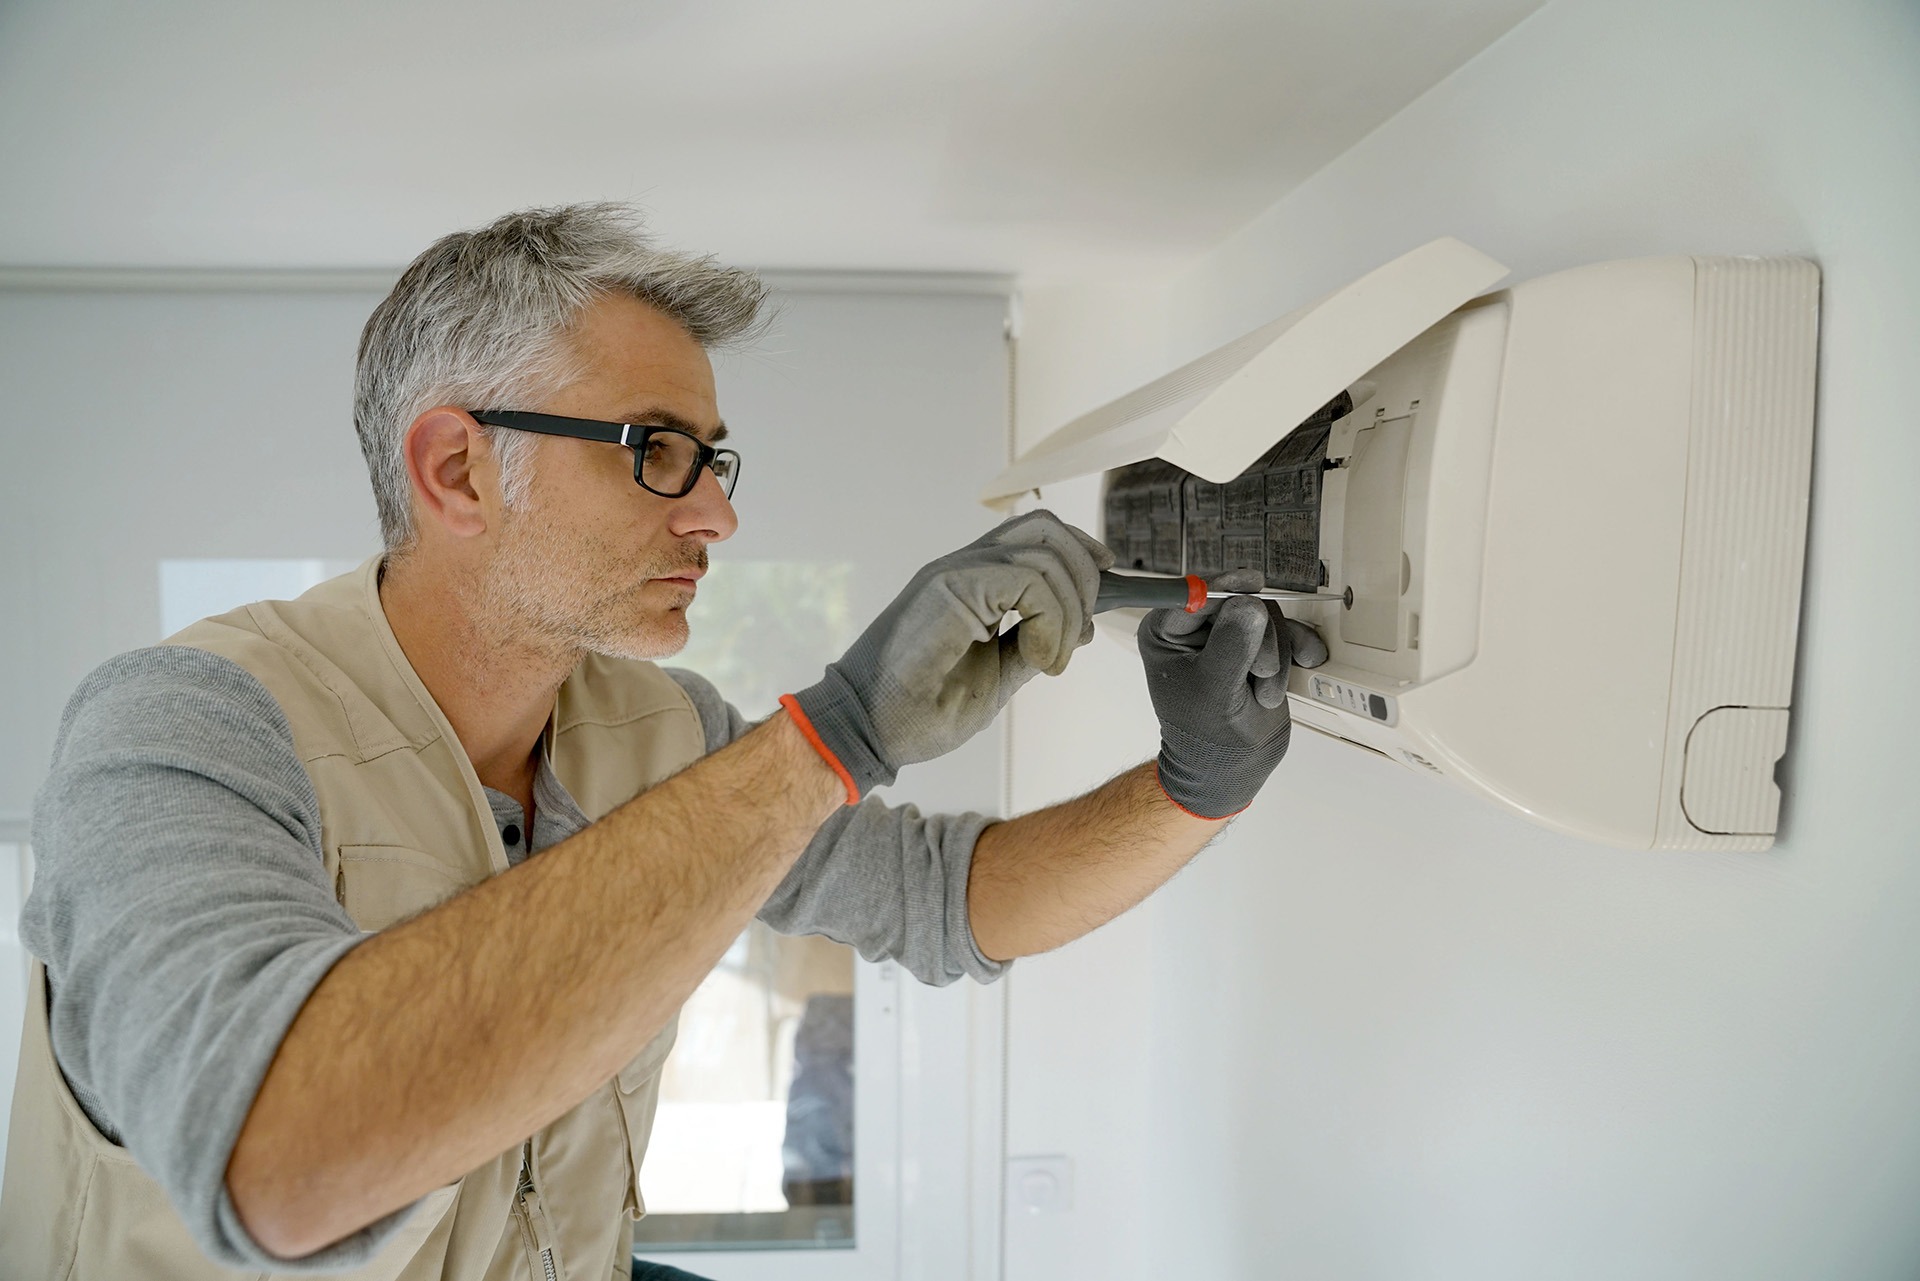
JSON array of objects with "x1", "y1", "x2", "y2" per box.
[{"x1": 470, "y1": 409, "x2": 741, "y2": 500}]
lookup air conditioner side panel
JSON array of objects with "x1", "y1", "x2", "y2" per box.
[{"x1": 1653, "y1": 257, "x2": 1820, "y2": 850}]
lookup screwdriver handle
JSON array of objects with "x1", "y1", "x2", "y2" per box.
[{"x1": 1094, "y1": 571, "x2": 1210, "y2": 614}]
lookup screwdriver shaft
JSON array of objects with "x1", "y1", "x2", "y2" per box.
[
  {"x1": 1205, "y1": 589, "x2": 1341, "y2": 603},
  {"x1": 1095, "y1": 570, "x2": 1348, "y2": 614}
]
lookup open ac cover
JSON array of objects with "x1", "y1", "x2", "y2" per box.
[{"x1": 984, "y1": 239, "x2": 1819, "y2": 851}]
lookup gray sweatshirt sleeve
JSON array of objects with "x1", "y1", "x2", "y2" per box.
[
  {"x1": 21, "y1": 647, "x2": 426, "y2": 1272},
  {"x1": 662, "y1": 667, "x2": 1008, "y2": 986}
]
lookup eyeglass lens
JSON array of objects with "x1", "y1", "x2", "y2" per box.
[
  {"x1": 709, "y1": 453, "x2": 739, "y2": 497},
  {"x1": 638, "y1": 430, "x2": 738, "y2": 499}
]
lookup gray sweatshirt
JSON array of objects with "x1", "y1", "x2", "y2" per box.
[{"x1": 19, "y1": 645, "x2": 1004, "y2": 1271}]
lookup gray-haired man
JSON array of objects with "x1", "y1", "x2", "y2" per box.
[{"x1": 2, "y1": 204, "x2": 1301, "y2": 1278}]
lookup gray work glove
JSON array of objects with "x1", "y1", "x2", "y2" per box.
[
  {"x1": 783, "y1": 511, "x2": 1113, "y2": 803},
  {"x1": 1138, "y1": 568, "x2": 1327, "y2": 819}
]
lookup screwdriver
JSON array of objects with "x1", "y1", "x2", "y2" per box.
[{"x1": 1095, "y1": 571, "x2": 1351, "y2": 615}]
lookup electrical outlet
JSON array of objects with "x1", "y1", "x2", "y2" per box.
[{"x1": 1006, "y1": 1155, "x2": 1073, "y2": 1216}]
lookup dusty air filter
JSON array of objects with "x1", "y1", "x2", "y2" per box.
[{"x1": 1102, "y1": 391, "x2": 1349, "y2": 592}]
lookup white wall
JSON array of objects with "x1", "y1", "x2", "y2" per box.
[{"x1": 1003, "y1": 0, "x2": 1920, "y2": 1277}]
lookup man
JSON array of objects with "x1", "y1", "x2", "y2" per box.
[{"x1": 1, "y1": 204, "x2": 1303, "y2": 1278}]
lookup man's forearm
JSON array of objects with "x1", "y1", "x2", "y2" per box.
[
  {"x1": 966, "y1": 761, "x2": 1227, "y2": 962},
  {"x1": 226, "y1": 710, "x2": 844, "y2": 1259}
]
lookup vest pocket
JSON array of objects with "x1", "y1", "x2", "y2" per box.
[
  {"x1": 611, "y1": 1019, "x2": 679, "y2": 1218},
  {"x1": 336, "y1": 845, "x2": 475, "y2": 932}
]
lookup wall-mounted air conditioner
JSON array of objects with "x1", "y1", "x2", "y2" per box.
[{"x1": 984, "y1": 240, "x2": 1819, "y2": 851}]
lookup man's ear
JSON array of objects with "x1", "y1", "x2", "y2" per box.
[{"x1": 402, "y1": 407, "x2": 493, "y2": 541}]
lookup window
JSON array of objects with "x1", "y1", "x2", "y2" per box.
[
  {"x1": 635, "y1": 922, "x2": 858, "y2": 1251},
  {"x1": 635, "y1": 559, "x2": 867, "y2": 1255},
  {"x1": 158, "y1": 559, "x2": 361, "y2": 636}
]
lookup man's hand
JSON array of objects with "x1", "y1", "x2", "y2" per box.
[
  {"x1": 1138, "y1": 568, "x2": 1324, "y2": 820},
  {"x1": 783, "y1": 511, "x2": 1112, "y2": 803}
]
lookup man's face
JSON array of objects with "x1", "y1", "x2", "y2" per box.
[{"x1": 479, "y1": 292, "x2": 738, "y2": 661}]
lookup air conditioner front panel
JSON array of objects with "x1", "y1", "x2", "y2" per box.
[{"x1": 981, "y1": 237, "x2": 1510, "y2": 507}]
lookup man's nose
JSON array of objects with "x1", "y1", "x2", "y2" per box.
[{"x1": 667, "y1": 465, "x2": 738, "y2": 542}]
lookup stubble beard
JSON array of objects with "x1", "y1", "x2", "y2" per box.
[{"x1": 476, "y1": 494, "x2": 707, "y2": 665}]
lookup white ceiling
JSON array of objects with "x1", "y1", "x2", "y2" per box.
[{"x1": 0, "y1": 0, "x2": 1544, "y2": 276}]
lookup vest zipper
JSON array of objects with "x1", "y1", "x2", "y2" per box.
[{"x1": 514, "y1": 1140, "x2": 562, "y2": 1281}]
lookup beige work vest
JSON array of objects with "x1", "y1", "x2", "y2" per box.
[{"x1": 0, "y1": 557, "x2": 706, "y2": 1279}]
